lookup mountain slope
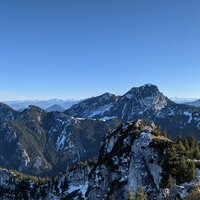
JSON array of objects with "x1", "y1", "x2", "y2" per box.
[
  {"x1": 65, "y1": 92, "x2": 119, "y2": 119},
  {"x1": 0, "y1": 102, "x2": 18, "y2": 120},
  {"x1": 0, "y1": 105, "x2": 120, "y2": 176}
]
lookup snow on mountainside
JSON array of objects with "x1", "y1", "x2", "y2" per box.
[
  {"x1": 65, "y1": 84, "x2": 200, "y2": 138},
  {"x1": 65, "y1": 92, "x2": 119, "y2": 118}
]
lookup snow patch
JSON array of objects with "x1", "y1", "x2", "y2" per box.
[
  {"x1": 183, "y1": 112, "x2": 193, "y2": 123},
  {"x1": 100, "y1": 116, "x2": 117, "y2": 121},
  {"x1": 34, "y1": 157, "x2": 42, "y2": 169},
  {"x1": 56, "y1": 131, "x2": 67, "y2": 151},
  {"x1": 65, "y1": 181, "x2": 89, "y2": 198},
  {"x1": 88, "y1": 104, "x2": 113, "y2": 118}
]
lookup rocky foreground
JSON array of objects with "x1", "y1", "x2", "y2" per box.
[{"x1": 0, "y1": 119, "x2": 200, "y2": 199}]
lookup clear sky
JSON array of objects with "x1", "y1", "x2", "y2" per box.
[{"x1": 0, "y1": 0, "x2": 200, "y2": 100}]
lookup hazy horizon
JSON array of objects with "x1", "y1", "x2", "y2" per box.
[{"x1": 1, "y1": 83, "x2": 199, "y2": 102}]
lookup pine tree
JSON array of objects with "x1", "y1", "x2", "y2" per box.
[
  {"x1": 128, "y1": 188, "x2": 135, "y2": 200},
  {"x1": 135, "y1": 186, "x2": 147, "y2": 200},
  {"x1": 166, "y1": 174, "x2": 175, "y2": 188},
  {"x1": 183, "y1": 138, "x2": 190, "y2": 157},
  {"x1": 176, "y1": 140, "x2": 186, "y2": 155},
  {"x1": 167, "y1": 144, "x2": 178, "y2": 176},
  {"x1": 193, "y1": 146, "x2": 200, "y2": 159},
  {"x1": 187, "y1": 161, "x2": 197, "y2": 181}
]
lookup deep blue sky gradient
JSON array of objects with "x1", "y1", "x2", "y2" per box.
[{"x1": 0, "y1": 0, "x2": 200, "y2": 100}]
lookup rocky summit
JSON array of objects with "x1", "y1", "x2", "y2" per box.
[{"x1": 66, "y1": 84, "x2": 200, "y2": 138}]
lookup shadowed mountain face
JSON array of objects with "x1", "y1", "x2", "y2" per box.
[
  {"x1": 0, "y1": 103, "x2": 120, "y2": 176},
  {"x1": 65, "y1": 84, "x2": 200, "y2": 138}
]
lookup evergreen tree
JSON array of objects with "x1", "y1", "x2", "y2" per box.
[
  {"x1": 175, "y1": 156, "x2": 196, "y2": 184},
  {"x1": 176, "y1": 134, "x2": 186, "y2": 154},
  {"x1": 193, "y1": 146, "x2": 200, "y2": 159},
  {"x1": 183, "y1": 138, "x2": 190, "y2": 157},
  {"x1": 135, "y1": 186, "x2": 147, "y2": 200},
  {"x1": 166, "y1": 175, "x2": 175, "y2": 188},
  {"x1": 128, "y1": 188, "x2": 135, "y2": 200},
  {"x1": 187, "y1": 161, "x2": 197, "y2": 181}
]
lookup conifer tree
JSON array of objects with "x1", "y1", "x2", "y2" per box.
[
  {"x1": 128, "y1": 188, "x2": 135, "y2": 200},
  {"x1": 166, "y1": 175, "x2": 175, "y2": 188},
  {"x1": 135, "y1": 186, "x2": 147, "y2": 200},
  {"x1": 187, "y1": 161, "x2": 197, "y2": 181}
]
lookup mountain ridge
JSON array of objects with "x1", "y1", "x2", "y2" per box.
[{"x1": 65, "y1": 84, "x2": 200, "y2": 138}]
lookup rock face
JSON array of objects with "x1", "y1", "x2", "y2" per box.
[
  {"x1": 62, "y1": 119, "x2": 172, "y2": 200},
  {"x1": 65, "y1": 84, "x2": 200, "y2": 138}
]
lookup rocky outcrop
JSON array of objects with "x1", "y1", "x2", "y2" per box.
[{"x1": 62, "y1": 119, "x2": 172, "y2": 199}]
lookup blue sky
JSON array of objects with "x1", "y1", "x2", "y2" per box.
[{"x1": 0, "y1": 0, "x2": 200, "y2": 100}]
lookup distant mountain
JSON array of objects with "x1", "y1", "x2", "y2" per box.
[
  {"x1": 184, "y1": 99, "x2": 200, "y2": 107},
  {"x1": 66, "y1": 84, "x2": 200, "y2": 138},
  {"x1": 170, "y1": 97, "x2": 198, "y2": 104},
  {"x1": 3, "y1": 99, "x2": 81, "y2": 110},
  {"x1": 46, "y1": 104, "x2": 65, "y2": 112}
]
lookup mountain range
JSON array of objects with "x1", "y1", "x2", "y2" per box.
[
  {"x1": 170, "y1": 97, "x2": 198, "y2": 104},
  {"x1": 3, "y1": 99, "x2": 80, "y2": 111},
  {"x1": 0, "y1": 83, "x2": 200, "y2": 177},
  {"x1": 184, "y1": 99, "x2": 200, "y2": 107}
]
